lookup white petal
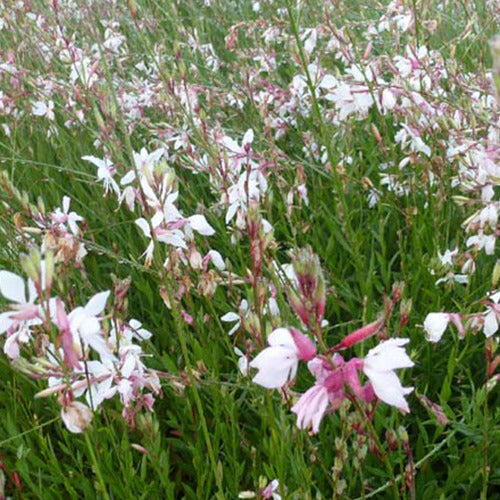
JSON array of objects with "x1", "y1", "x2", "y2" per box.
[
  {"x1": 0, "y1": 271, "x2": 26, "y2": 303},
  {"x1": 84, "y1": 291, "x2": 110, "y2": 316},
  {"x1": 249, "y1": 346, "x2": 297, "y2": 388},
  {"x1": 364, "y1": 368, "x2": 412, "y2": 412},
  {"x1": 208, "y1": 250, "x2": 225, "y2": 270},
  {"x1": 364, "y1": 338, "x2": 414, "y2": 371},
  {"x1": 225, "y1": 202, "x2": 238, "y2": 224},
  {"x1": 121, "y1": 354, "x2": 136, "y2": 378},
  {"x1": 120, "y1": 170, "x2": 136, "y2": 185},
  {"x1": 61, "y1": 402, "x2": 93, "y2": 433},
  {"x1": 242, "y1": 129, "x2": 254, "y2": 146},
  {"x1": 82, "y1": 155, "x2": 106, "y2": 169},
  {"x1": 0, "y1": 312, "x2": 14, "y2": 334},
  {"x1": 188, "y1": 215, "x2": 215, "y2": 236},
  {"x1": 80, "y1": 317, "x2": 101, "y2": 337},
  {"x1": 135, "y1": 218, "x2": 151, "y2": 237},
  {"x1": 423, "y1": 313, "x2": 450, "y2": 343},
  {"x1": 221, "y1": 312, "x2": 239, "y2": 322},
  {"x1": 484, "y1": 310, "x2": 499, "y2": 338},
  {"x1": 267, "y1": 328, "x2": 295, "y2": 348}
]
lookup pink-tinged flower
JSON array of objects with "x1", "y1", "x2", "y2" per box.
[
  {"x1": 262, "y1": 479, "x2": 281, "y2": 500},
  {"x1": 55, "y1": 299, "x2": 81, "y2": 369},
  {"x1": 0, "y1": 272, "x2": 35, "y2": 329},
  {"x1": 363, "y1": 338, "x2": 414, "y2": 413},
  {"x1": 49, "y1": 196, "x2": 83, "y2": 235},
  {"x1": 291, "y1": 355, "x2": 366, "y2": 434},
  {"x1": 423, "y1": 312, "x2": 465, "y2": 342},
  {"x1": 61, "y1": 401, "x2": 93, "y2": 433},
  {"x1": 0, "y1": 270, "x2": 43, "y2": 357},
  {"x1": 291, "y1": 383, "x2": 329, "y2": 434},
  {"x1": 249, "y1": 328, "x2": 315, "y2": 389}
]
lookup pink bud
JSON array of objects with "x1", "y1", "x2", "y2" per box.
[
  {"x1": 333, "y1": 319, "x2": 382, "y2": 351},
  {"x1": 449, "y1": 313, "x2": 465, "y2": 339},
  {"x1": 290, "y1": 328, "x2": 316, "y2": 361},
  {"x1": 55, "y1": 299, "x2": 81, "y2": 369}
]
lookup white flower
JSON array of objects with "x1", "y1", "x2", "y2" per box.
[
  {"x1": 50, "y1": 196, "x2": 84, "y2": 235},
  {"x1": 82, "y1": 155, "x2": 120, "y2": 196},
  {"x1": 249, "y1": 328, "x2": 315, "y2": 389},
  {"x1": 363, "y1": 338, "x2": 414, "y2": 413},
  {"x1": 423, "y1": 313, "x2": 450, "y2": 343},
  {"x1": 61, "y1": 401, "x2": 93, "y2": 433},
  {"x1": 68, "y1": 291, "x2": 113, "y2": 360},
  {"x1": 438, "y1": 248, "x2": 458, "y2": 267},
  {"x1": 32, "y1": 100, "x2": 54, "y2": 120},
  {"x1": 206, "y1": 250, "x2": 226, "y2": 270},
  {"x1": 221, "y1": 299, "x2": 248, "y2": 336},
  {"x1": 484, "y1": 291, "x2": 500, "y2": 338},
  {"x1": 395, "y1": 124, "x2": 431, "y2": 157}
]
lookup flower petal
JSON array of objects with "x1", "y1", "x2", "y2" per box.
[
  {"x1": 188, "y1": 215, "x2": 215, "y2": 236},
  {"x1": 0, "y1": 271, "x2": 26, "y2": 303},
  {"x1": 84, "y1": 291, "x2": 110, "y2": 316}
]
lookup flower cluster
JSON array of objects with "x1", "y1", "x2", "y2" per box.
[
  {"x1": 251, "y1": 327, "x2": 413, "y2": 434},
  {"x1": 0, "y1": 251, "x2": 160, "y2": 432}
]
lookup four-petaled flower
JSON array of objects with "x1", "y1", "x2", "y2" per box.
[{"x1": 249, "y1": 328, "x2": 316, "y2": 389}]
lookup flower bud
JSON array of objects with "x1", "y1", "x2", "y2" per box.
[
  {"x1": 20, "y1": 249, "x2": 40, "y2": 285},
  {"x1": 289, "y1": 247, "x2": 326, "y2": 329},
  {"x1": 493, "y1": 260, "x2": 500, "y2": 287}
]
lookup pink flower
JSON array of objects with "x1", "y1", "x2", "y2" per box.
[
  {"x1": 291, "y1": 354, "x2": 368, "y2": 434},
  {"x1": 291, "y1": 383, "x2": 329, "y2": 433},
  {"x1": 249, "y1": 328, "x2": 315, "y2": 388}
]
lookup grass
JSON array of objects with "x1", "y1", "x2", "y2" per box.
[{"x1": 1, "y1": 0, "x2": 500, "y2": 498}]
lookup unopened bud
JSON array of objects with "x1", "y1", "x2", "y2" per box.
[
  {"x1": 385, "y1": 429, "x2": 398, "y2": 450},
  {"x1": 397, "y1": 425, "x2": 409, "y2": 443},
  {"x1": 492, "y1": 260, "x2": 500, "y2": 287},
  {"x1": 44, "y1": 250, "x2": 54, "y2": 293},
  {"x1": 127, "y1": 0, "x2": 138, "y2": 18},
  {"x1": 400, "y1": 298, "x2": 412, "y2": 327},
  {"x1": 20, "y1": 249, "x2": 41, "y2": 284}
]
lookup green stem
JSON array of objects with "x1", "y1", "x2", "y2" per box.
[
  {"x1": 351, "y1": 398, "x2": 400, "y2": 499},
  {"x1": 284, "y1": 0, "x2": 368, "y2": 297},
  {"x1": 163, "y1": 278, "x2": 224, "y2": 498},
  {"x1": 84, "y1": 431, "x2": 111, "y2": 500},
  {"x1": 482, "y1": 345, "x2": 490, "y2": 500}
]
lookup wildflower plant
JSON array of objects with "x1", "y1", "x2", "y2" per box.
[{"x1": 0, "y1": 0, "x2": 500, "y2": 498}]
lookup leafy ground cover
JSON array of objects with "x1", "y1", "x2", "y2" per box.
[{"x1": 0, "y1": 0, "x2": 500, "y2": 498}]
